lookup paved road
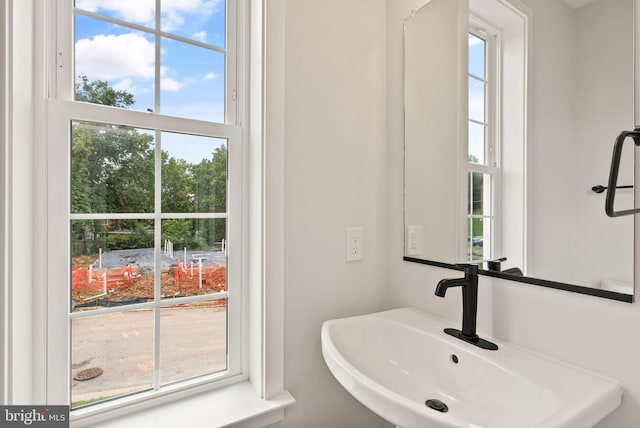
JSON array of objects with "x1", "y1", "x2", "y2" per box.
[{"x1": 71, "y1": 305, "x2": 227, "y2": 405}]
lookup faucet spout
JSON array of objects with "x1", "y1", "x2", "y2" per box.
[{"x1": 435, "y1": 277, "x2": 469, "y2": 297}]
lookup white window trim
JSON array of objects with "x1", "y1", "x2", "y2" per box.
[
  {"x1": 0, "y1": 0, "x2": 10, "y2": 406},
  {"x1": 2, "y1": 0, "x2": 293, "y2": 426}
]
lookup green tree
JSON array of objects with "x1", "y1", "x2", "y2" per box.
[
  {"x1": 162, "y1": 152, "x2": 194, "y2": 213},
  {"x1": 191, "y1": 145, "x2": 227, "y2": 213},
  {"x1": 71, "y1": 78, "x2": 229, "y2": 255},
  {"x1": 191, "y1": 145, "x2": 228, "y2": 245},
  {"x1": 75, "y1": 75, "x2": 134, "y2": 107},
  {"x1": 71, "y1": 78, "x2": 154, "y2": 254},
  {"x1": 162, "y1": 219, "x2": 194, "y2": 248}
]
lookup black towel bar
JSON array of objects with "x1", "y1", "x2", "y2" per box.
[{"x1": 605, "y1": 128, "x2": 640, "y2": 217}]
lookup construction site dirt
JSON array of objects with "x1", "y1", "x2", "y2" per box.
[{"x1": 71, "y1": 248, "x2": 227, "y2": 308}]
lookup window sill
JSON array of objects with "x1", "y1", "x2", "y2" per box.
[{"x1": 71, "y1": 382, "x2": 295, "y2": 428}]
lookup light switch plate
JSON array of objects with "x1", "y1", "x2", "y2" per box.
[{"x1": 407, "y1": 226, "x2": 421, "y2": 256}]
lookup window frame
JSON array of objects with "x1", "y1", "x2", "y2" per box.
[
  {"x1": 45, "y1": 0, "x2": 248, "y2": 419},
  {"x1": 5, "y1": 0, "x2": 292, "y2": 424}
]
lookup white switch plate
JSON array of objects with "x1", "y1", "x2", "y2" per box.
[
  {"x1": 346, "y1": 227, "x2": 363, "y2": 262},
  {"x1": 407, "y1": 226, "x2": 421, "y2": 256}
]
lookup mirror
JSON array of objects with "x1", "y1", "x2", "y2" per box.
[{"x1": 404, "y1": 0, "x2": 636, "y2": 301}]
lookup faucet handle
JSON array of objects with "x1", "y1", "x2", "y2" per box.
[{"x1": 454, "y1": 263, "x2": 479, "y2": 275}]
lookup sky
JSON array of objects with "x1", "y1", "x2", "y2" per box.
[
  {"x1": 468, "y1": 33, "x2": 486, "y2": 165},
  {"x1": 74, "y1": 0, "x2": 227, "y2": 164}
]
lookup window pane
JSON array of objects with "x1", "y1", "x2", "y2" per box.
[
  {"x1": 469, "y1": 77, "x2": 485, "y2": 123},
  {"x1": 467, "y1": 217, "x2": 480, "y2": 261},
  {"x1": 71, "y1": 310, "x2": 154, "y2": 408},
  {"x1": 74, "y1": 15, "x2": 156, "y2": 112},
  {"x1": 469, "y1": 33, "x2": 485, "y2": 79},
  {"x1": 161, "y1": 133, "x2": 227, "y2": 213},
  {"x1": 75, "y1": 0, "x2": 156, "y2": 30},
  {"x1": 160, "y1": 301, "x2": 227, "y2": 385},
  {"x1": 71, "y1": 121, "x2": 155, "y2": 214},
  {"x1": 468, "y1": 217, "x2": 491, "y2": 262},
  {"x1": 161, "y1": 0, "x2": 226, "y2": 49},
  {"x1": 476, "y1": 217, "x2": 491, "y2": 261},
  {"x1": 160, "y1": 38, "x2": 225, "y2": 122},
  {"x1": 467, "y1": 172, "x2": 492, "y2": 263},
  {"x1": 161, "y1": 219, "x2": 227, "y2": 298},
  {"x1": 469, "y1": 172, "x2": 484, "y2": 214},
  {"x1": 468, "y1": 121, "x2": 485, "y2": 164},
  {"x1": 469, "y1": 172, "x2": 492, "y2": 216},
  {"x1": 71, "y1": 219, "x2": 155, "y2": 312}
]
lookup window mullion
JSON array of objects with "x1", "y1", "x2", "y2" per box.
[{"x1": 153, "y1": 127, "x2": 162, "y2": 390}]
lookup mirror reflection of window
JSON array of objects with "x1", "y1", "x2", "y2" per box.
[{"x1": 467, "y1": 30, "x2": 496, "y2": 264}]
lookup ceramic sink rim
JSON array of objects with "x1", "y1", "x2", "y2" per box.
[{"x1": 321, "y1": 307, "x2": 622, "y2": 428}]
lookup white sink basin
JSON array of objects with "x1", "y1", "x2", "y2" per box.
[{"x1": 321, "y1": 308, "x2": 621, "y2": 428}]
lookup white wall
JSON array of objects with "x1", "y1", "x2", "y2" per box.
[
  {"x1": 275, "y1": 0, "x2": 388, "y2": 426},
  {"x1": 387, "y1": 0, "x2": 640, "y2": 427}
]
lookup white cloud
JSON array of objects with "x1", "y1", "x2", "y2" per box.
[
  {"x1": 112, "y1": 78, "x2": 133, "y2": 92},
  {"x1": 203, "y1": 72, "x2": 219, "y2": 80},
  {"x1": 76, "y1": 32, "x2": 192, "y2": 96},
  {"x1": 162, "y1": 0, "x2": 221, "y2": 20},
  {"x1": 161, "y1": 77, "x2": 184, "y2": 92},
  {"x1": 75, "y1": 33, "x2": 155, "y2": 82},
  {"x1": 77, "y1": 0, "x2": 223, "y2": 33},
  {"x1": 192, "y1": 31, "x2": 208, "y2": 43},
  {"x1": 468, "y1": 34, "x2": 483, "y2": 46},
  {"x1": 76, "y1": 0, "x2": 155, "y2": 26}
]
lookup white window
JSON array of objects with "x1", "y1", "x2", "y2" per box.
[
  {"x1": 4, "y1": 0, "x2": 290, "y2": 425},
  {"x1": 467, "y1": 25, "x2": 500, "y2": 264},
  {"x1": 47, "y1": 0, "x2": 244, "y2": 416}
]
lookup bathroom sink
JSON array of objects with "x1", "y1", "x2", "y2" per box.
[{"x1": 321, "y1": 308, "x2": 621, "y2": 428}]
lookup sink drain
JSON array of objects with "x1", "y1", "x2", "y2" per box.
[{"x1": 425, "y1": 398, "x2": 448, "y2": 413}]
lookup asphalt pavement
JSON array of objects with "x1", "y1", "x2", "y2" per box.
[{"x1": 71, "y1": 305, "x2": 227, "y2": 406}]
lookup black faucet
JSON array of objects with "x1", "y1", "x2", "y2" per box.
[{"x1": 435, "y1": 263, "x2": 498, "y2": 351}]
